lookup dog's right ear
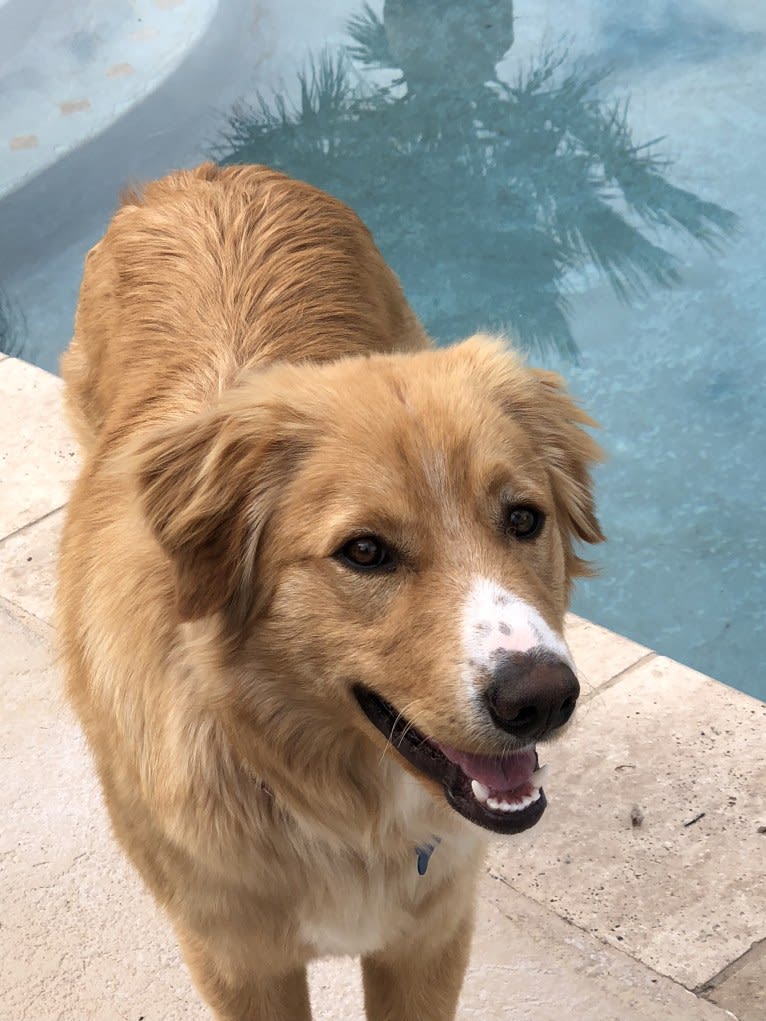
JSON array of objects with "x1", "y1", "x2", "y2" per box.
[{"x1": 129, "y1": 402, "x2": 306, "y2": 623}]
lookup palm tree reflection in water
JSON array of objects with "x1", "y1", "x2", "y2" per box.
[{"x1": 216, "y1": 0, "x2": 736, "y2": 359}]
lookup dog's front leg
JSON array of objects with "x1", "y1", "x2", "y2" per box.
[
  {"x1": 177, "y1": 927, "x2": 312, "y2": 1021},
  {"x1": 361, "y1": 909, "x2": 474, "y2": 1021}
]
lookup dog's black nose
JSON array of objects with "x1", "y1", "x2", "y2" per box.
[{"x1": 484, "y1": 650, "x2": 579, "y2": 740}]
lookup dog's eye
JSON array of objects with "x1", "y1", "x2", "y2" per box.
[
  {"x1": 337, "y1": 536, "x2": 394, "y2": 571},
  {"x1": 505, "y1": 505, "x2": 544, "y2": 540}
]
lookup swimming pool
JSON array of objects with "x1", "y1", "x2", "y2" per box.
[{"x1": 1, "y1": 0, "x2": 764, "y2": 699}]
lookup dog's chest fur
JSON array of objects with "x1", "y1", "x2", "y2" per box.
[{"x1": 298, "y1": 769, "x2": 485, "y2": 957}]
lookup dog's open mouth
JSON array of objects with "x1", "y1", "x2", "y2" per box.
[{"x1": 353, "y1": 685, "x2": 547, "y2": 835}]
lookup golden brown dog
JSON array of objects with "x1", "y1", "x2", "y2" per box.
[{"x1": 57, "y1": 162, "x2": 603, "y2": 1021}]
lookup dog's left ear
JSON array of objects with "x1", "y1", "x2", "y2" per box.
[
  {"x1": 454, "y1": 336, "x2": 605, "y2": 576},
  {"x1": 129, "y1": 399, "x2": 307, "y2": 622}
]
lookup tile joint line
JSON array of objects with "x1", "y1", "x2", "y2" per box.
[
  {"x1": 694, "y1": 935, "x2": 766, "y2": 997},
  {"x1": 0, "y1": 503, "x2": 68, "y2": 546},
  {"x1": 0, "y1": 593, "x2": 55, "y2": 635},
  {"x1": 581, "y1": 650, "x2": 657, "y2": 702}
]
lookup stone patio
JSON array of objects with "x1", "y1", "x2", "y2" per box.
[{"x1": 1, "y1": 355, "x2": 763, "y2": 1020}]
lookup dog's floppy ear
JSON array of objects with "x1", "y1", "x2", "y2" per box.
[
  {"x1": 520, "y1": 365, "x2": 606, "y2": 574},
  {"x1": 130, "y1": 402, "x2": 305, "y2": 622},
  {"x1": 455, "y1": 335, "x2": 605, "y2": 576}
]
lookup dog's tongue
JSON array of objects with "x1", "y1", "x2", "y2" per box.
[{"x1": 436, "y1": 743, "x2": 537, "y2": 790}]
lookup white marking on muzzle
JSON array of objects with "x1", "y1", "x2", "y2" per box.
[{"x1": 461, "y1": 577, "x2": 572, "y2": 678}]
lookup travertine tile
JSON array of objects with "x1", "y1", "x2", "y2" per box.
[
  {"x1": 310, "y1": 873, "x2": 735, "y2": 1021},
  {"x1": 0, "y1": 601, "x2": 199, "y2": 1021},
  {"x1": 0, "y1": 359, "x2": 79, "y2": 539},
  {"x1": 487, "y1": 657, "x2": 766, "y2": 989},
  {"x1": 466, "y1": 873, "x2": 734, "y2": 1021},
  {"x1": 565, "y1": 613, "x2": 652, "y2": 695},
  {"x1": 0, "y1": 509, "x2": 63, "y2": 626},
  {"x1": 310, "y1": 958, "x2": 365, "y2": 1018}
]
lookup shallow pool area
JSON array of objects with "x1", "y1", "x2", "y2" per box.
[{"x1": 1, "y1": 0, "x2": 764, "y2": 699}]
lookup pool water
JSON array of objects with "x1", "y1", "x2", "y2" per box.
[{"x1": 1, "y1": 0, "x2": 764, "y2": 699}]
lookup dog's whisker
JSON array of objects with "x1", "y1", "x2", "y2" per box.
[{"x1": 377, "y1": 700, "x2": 427, "y2": 766}]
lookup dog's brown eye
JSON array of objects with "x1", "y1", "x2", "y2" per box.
[
  {"x1": 505, "y1": 506, "x2": 544, "y2": 540},
  {"x1": 337, "y1": 536, "x2": 394, "y2": 571}
]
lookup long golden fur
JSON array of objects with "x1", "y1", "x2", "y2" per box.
[{"x1": 58, "y1": 162, "x2": 603, "y2": 1020}]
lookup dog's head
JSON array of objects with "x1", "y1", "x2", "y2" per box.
[{"x1": 132, "y1": 336, "x2": 603, "y2": 835}]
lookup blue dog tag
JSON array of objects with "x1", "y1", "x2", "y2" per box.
[{"x1": 415, "y1": 837, "x2": 441, "y2": 876}]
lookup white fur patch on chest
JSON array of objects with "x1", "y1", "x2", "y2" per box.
[
  {"x1": 300, "y1": 883, "x2": 410, "y2": 958},
  {"x1": 462, "y1": 576, "x2": 571, "y2": 673},
  {"x1": 299, "y1": 771, "x2": 483, "y2": 958}
]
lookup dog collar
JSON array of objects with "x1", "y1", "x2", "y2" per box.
[{"x1": 415, "y1": 837, "x2": 441, "y2": 876}]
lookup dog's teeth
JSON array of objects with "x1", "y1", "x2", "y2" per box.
[
  {"x1": 516, "y1": 789, "x2": 542, "y2": 809},
  {"x1": 486, "y1": 787, "x2": 543, "y2": 814},
  {"x1": 531, "y1": 764, "x2": 549, "y2": 788},
  {"x1": 471, "y1": 780, "x2": 490, "y2": 803}
]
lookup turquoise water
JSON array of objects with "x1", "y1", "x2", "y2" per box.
[{"x1": 1, "y1": 1, "x2": 764, "y2": 699}]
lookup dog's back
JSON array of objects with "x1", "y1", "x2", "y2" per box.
[{"x1": 62, "y1": 162, "x2": 428, "y2": 453}]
